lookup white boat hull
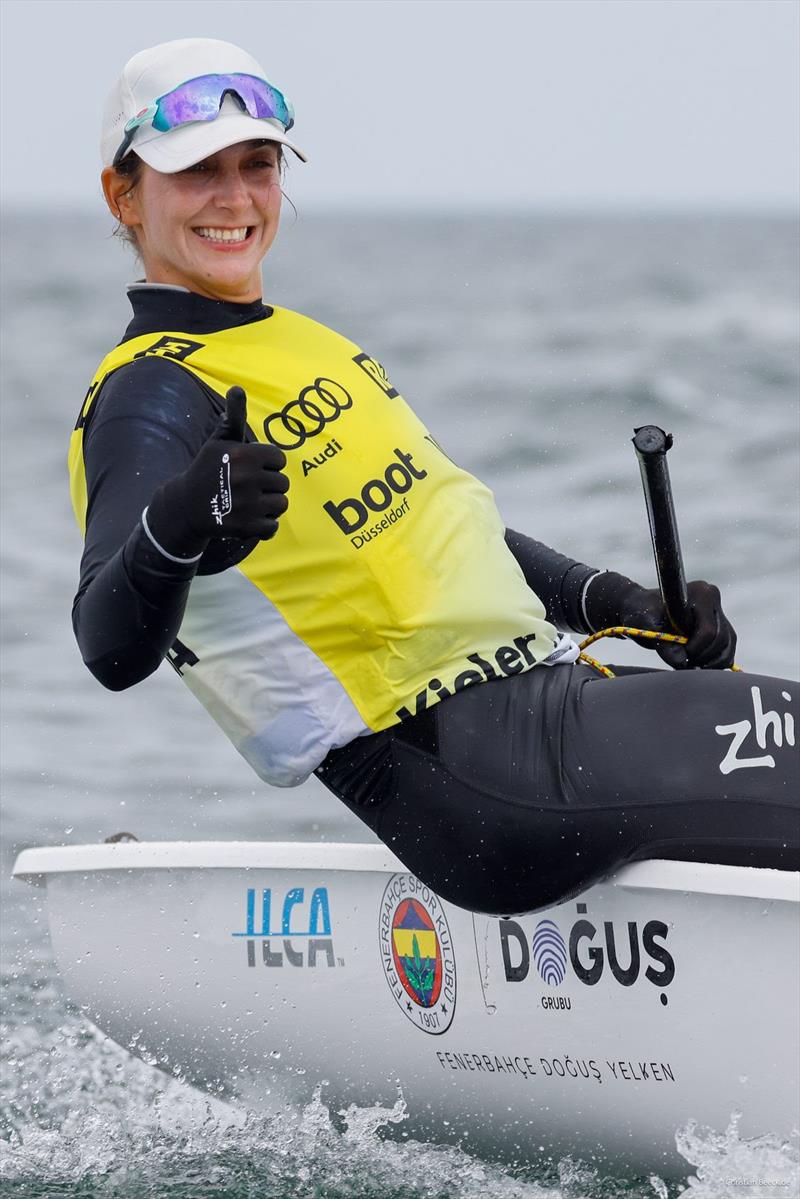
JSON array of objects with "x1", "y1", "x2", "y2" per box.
[{"x1": 13, "y1": 842, "x2": 799, "y2": 1172}]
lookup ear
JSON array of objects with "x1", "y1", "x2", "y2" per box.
[{"x1": 101, "y1": 166, "x2": 140, "y2": 227}]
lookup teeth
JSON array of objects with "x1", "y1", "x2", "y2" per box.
[{"x1": 196, "y1": 227, "x2": 249, "y2": 242}]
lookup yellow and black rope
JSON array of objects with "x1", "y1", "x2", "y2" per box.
[{"x1": 577, "y1": 626, "x2": 742, "y2": 678}]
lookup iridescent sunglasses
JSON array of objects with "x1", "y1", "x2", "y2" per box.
[{"x1": 113, "y1": 72, "x2": 295, "y2": 166}]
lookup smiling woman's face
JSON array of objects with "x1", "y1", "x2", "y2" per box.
[{"x1": 102, "y1": 140, "x2": 283, "y2": 302}]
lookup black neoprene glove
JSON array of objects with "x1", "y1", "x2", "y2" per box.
[
  {"x1": 584, "y1": 571, "x2": 737, "y2": 670},
  {"x1": 145, "y1": 386, "x2": 290, "y2": 559}
]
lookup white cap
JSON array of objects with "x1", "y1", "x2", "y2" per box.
[{"x1": 101, "y1": 38, "x2": 307, "y2": 171}]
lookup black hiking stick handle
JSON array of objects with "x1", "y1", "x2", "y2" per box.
[{"x1": 632, "y1": 425, "x2": 692, "y2": 635}]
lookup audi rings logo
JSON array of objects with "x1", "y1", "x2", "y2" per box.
[{"x1": 263, "y1": 378, "x2": 353, "y2": 450}]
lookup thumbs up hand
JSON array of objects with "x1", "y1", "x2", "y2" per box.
[
  {"x1": 211, "y1": 384, "x2": 249, "y2": 443},
  {"x1": 145, "y1": 386, "x2": 290, "y2": 559}
]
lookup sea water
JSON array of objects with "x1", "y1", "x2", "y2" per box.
[{"x1": 1, "y1": 211, "x2": 798, "y2": 1196}]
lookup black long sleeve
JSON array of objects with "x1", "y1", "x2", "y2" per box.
[
  {"x1": 504, "y1": 528, "x2": 598, "y2": 634},
  {"x1": 73, "y1": 356, "x2": 218, "y2": 689},
  {"x1": 71, "y1": 287, "x2": 285, "y2": 691}
]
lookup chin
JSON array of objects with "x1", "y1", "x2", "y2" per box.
[{"x1": 185, "y1": 254, "x2": 259, "y2": 293}]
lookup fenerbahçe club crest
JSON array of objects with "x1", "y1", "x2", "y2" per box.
[{"x1": 379, "y1": 875, "x2": 456, "y2": 1034}]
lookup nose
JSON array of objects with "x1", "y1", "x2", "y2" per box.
[{"x1": 213, "y1": 166, "x2": 251, "y2": 212}]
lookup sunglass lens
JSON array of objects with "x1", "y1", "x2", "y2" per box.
[
  {"x1": 238, "y1": 77, "x2": 293, "y2": 130},
  {"x1": 156, "y1": 81, "x2": 222, "y2": 130},
  {"x1": 155, "y1": 74, "x2": 293, "y2": 134}
]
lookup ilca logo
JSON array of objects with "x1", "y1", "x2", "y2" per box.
[
  {"x1": 263, "y1": 377, "x2": 352, "y2": 451},
  {"x1": 232, "y1": 885, "x2": 343, "y2": 968},
  {"x1": 379, "y1": 874, "x2": 456, "y2": 1034}
]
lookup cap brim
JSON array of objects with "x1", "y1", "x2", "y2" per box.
[{"x1": 134, "y1": 111, "x2": 307, "y2": 170}]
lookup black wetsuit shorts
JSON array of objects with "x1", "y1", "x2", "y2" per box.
[{"x1": 316, "y1": 662, "x2": 800, "y2": 915}]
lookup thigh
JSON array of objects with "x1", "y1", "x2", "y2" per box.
[
  {"x1": 318, "y1": 669, "x2": 604, "y2": 914},
  {"x1": 377, "y1": 735, "x2": 627, "y2": 915},
  {"x1": 319, "y1": 666, "x2": 800, "y2": 913},
  {"x1": 561, "y1": 666, "x2": 800, "y2": 870},
  {"x1": 566, "y1": 666, "x2": 799, "y2": 808}
]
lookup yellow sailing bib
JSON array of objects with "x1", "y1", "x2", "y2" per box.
[{"x1": 71, "y1": 305, "x2": 572, "y2": 780}]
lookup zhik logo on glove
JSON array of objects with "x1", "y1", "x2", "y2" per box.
[{"x1": 211, "y1": 453, "x2": 233, "y2": 526}]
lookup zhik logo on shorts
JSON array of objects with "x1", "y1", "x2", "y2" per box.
[{"x1": 715, "y1": 685, "x2": 795, "y2": 774}]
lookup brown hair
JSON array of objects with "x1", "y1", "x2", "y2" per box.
[
  {"x1": 111, "y1": 152, "x2": 145, "y2": 255},
  {"x1": 110, "y1": 140, "x2": 287, "y2": 257}
]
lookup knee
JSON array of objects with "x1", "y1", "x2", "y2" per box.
[{"x1": 383, "y1": 833, "x2": 610, "y2": 917}]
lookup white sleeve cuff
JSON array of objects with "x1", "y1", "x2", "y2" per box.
[
  {"x1": 580, "y1": 570, "x2": 606, "y2": 634},
  {"x1": 141, "y1": 507, "x2": 204, "y2": 565}
]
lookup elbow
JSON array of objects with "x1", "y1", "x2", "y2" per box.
[
  {"x1": 82, "y1": 646, "x2": 162, "y2": 692},
  {"x1": 73, "y1": 602, "x2": 166, "y2": 691},
  {"x1": 88, "y1": 667, "x2": 137, "y2": 693}
]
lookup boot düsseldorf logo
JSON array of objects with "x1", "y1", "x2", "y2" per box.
[{"x1": 379, "y1": 875, "x2": 456, "y2": 1034}]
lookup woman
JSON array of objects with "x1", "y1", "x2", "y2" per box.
[{"x1": 72, "y1": 37, "x2": 799, "y2": 915}]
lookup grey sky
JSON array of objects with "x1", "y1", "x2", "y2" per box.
[{"x1": 2, "y1": 0, "x2": 798, "y2": 211}]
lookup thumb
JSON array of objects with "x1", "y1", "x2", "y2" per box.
[
  {"x1": 212, "y1": 386, "x2": 248, "y2": 442},
  {"x1": 656, "y1": 640, "x2": 690, "y2": 670}
]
